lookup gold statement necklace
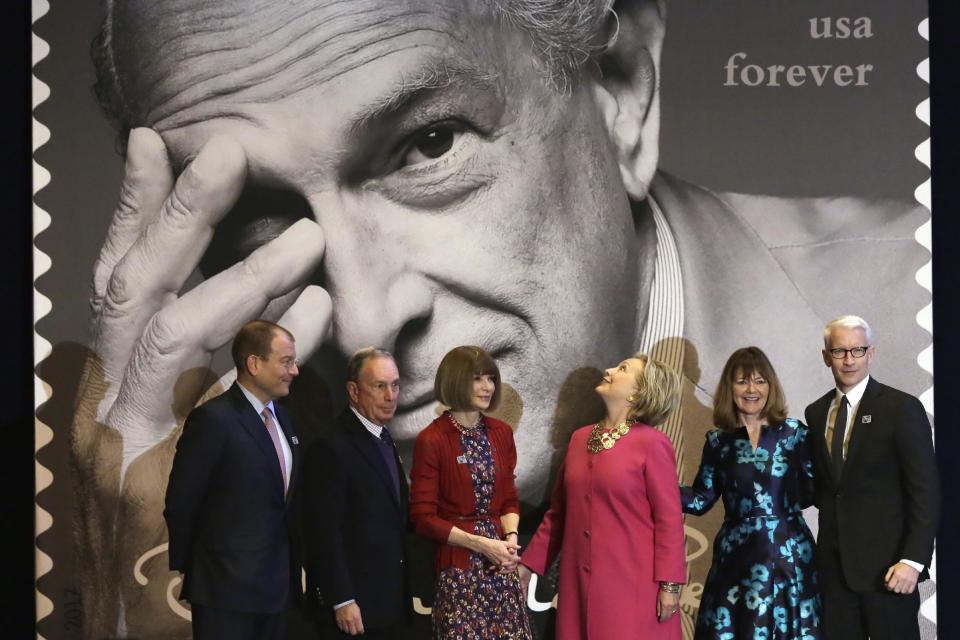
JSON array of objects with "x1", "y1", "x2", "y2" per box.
[{"x1": 587, "y1": 421, "x2": 630, "y2": 453}]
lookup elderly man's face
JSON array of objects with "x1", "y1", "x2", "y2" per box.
[{"x1": 123, "y1": 0, "x2": 650, "y2": 500}]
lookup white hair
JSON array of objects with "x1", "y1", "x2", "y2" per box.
[{"x1": 823, "y1": 315, "x2": 873, "y2": 349}]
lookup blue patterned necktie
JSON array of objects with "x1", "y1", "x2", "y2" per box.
[{"x1": 377, "y1": 426, "x2": 400, "y2": 499}]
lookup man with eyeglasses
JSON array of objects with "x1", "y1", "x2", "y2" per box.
[
  {"x1": 301, "y1": 348, "x2": 410, "y2": 639},
  {"x1": 805, "y1": 315, "x2": 939, "y2": 640},
  {"x1": 164, "y1": 320, "x2": 303, "y2": 639}
]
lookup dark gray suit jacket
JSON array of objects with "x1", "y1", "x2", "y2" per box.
[
  {"x1": 301, "y1": 409, "x2": 410, "y2": 631},
  {"x1": 805, "y1": 377, "x2": 939, "y2": 591}
]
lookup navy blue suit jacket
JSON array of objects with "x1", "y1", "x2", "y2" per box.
[
  {"x1": 164, "y1": 382, "x2": 302, "y2": 613},
  {"x1": 301, "y1": 409, "x2": 410, "y2": 630}
]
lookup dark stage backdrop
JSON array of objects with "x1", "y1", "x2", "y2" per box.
[{"x1": 33, "y1": 1, "x2": 934, "y2": 639}]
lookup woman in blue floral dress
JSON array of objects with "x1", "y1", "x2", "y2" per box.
[{"x1": 681, "y1": 347, "x2": 821, "y2": 640}]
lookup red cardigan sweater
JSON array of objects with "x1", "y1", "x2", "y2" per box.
[{"x1": 409, "y1": 413, "x2": 521, "y2": 570}]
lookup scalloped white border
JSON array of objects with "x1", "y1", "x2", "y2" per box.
[
  {"x1": 32, "y1": 0, "x2": 54, "y2": 636},
  {"x1": 914, "y1": 17, "x2": 936, "y2": 636}
]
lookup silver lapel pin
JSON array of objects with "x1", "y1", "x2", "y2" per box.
[{"x1": 861, "y1": 415, "x2": 872, "y2": 424}]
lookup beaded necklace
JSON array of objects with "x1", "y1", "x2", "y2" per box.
[{"x1": 447, "y1": 410, "x2": 482, "y2": 433}]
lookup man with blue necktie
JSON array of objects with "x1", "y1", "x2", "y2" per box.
[{"x1": 302, "y1": 348, "x2": 410, "y2": 638}]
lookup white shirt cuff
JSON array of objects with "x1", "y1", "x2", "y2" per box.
[
  {"x1": 899, "y1": 558, "x2": 924, "y2": 573},
  {"x1": 333, "y1": 599, "x2": 355, "y2": 610}
]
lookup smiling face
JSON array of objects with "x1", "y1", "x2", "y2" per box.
[
  {"x1": 596, "y1": 358, "x2": 645, "y2": 407},
  {"x1": 247, "y1": 331, "x2": 299, "y2": 402},
  {"x1": 470, "y1": 373, "x2": 496, "y2": 412},
  {"x1": 114, "y1": 0, "x2": 655, "y2": 500},
  {"x1": 731, "y1": 368, "x2": 769, "y2": 422}
]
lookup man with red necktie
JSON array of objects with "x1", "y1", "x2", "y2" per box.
[{"x1": 165, "y1": 320, "x2": 303, "y2": 639}]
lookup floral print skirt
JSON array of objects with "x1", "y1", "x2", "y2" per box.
[
  {"x1": 432, "y1": 416, "x2": 532, "y2": 639},
  {"x1": 432, "y1": 548, "x2": 532, "y2": 640}
]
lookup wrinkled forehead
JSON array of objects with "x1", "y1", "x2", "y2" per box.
[
  {"x1": 361, "y1": 355, "x2": 400, "y2": 381},
  {"x1": 111, "y1": 0, "x2": 490, "y2": 128}
]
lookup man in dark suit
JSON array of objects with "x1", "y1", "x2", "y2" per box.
[
  {"x1": 302, "y1": 348, "x2": 410, "y2": 638},
  {"x1": 805, "y1": 315, "x2": 939, "y2": 640},
  {"x1": 164, "y1": 320, "x2": 303, "y2": 639}
]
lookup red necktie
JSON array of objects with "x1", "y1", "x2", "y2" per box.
[{"x1": 262, "y1": 408, "x2": 288, "y2": 494}]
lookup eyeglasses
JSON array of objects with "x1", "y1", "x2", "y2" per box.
[
  {"x1": 257, "y1": 355, "x2": 301, "y2": 370},
  {"x1": 827, "y1": 346, "x2": 870, "y2": 359}
]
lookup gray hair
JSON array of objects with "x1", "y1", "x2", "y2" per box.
[
  {"x1": 346, "y1": 347, "x2": 395, "y2": 383},
  {"x1": 823, "y1": 315, "x2": 873, "y2": 349},
  {"x1": 91, "y1": 0, "x2": 619, "y2": 140},
  {"x1": 491, "y1": 0, "x2": 617, "y2": 92}
]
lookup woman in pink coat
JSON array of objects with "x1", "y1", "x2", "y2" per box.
[{"x1": 519, "y1": 353, "x2": 687, "y2": 639}]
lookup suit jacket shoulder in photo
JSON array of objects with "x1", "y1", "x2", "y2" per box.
[{"x1": 164, "y1": 382, "x2": 302, "y2": 613}]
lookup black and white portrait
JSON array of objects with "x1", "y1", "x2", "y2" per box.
[{"x1": 33, "y1": 1, "x2": 933, "y2": 638}]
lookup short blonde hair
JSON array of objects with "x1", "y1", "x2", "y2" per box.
[
  {"x1": 626, "y1": 353, "x2": 682, "y2": 426},
  {"x1": 434, "y1": 346, "x2": 502, "y2": 412}
]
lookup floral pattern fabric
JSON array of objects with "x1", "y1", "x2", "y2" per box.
[
  {"x1": 431, "y1": 414, "x2": 532, "y2": 640},
  {"x1": 681, "y1": 419, "x2": 822, "y2": 640}
]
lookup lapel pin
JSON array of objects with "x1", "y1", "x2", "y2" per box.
[
  {"x1": 291, "y1": 436, "x2": 299, "y2": 444},
  {"x1": 861, "y1": 415, "x2": 871, "y2": 424}
]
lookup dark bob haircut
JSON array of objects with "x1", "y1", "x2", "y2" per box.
[
  {"x1": 713, "y1": 346, "x2": 787, "y2": 431},
  {"x1": 434, "y1": 346, "x2": 502, "y2": 412}
]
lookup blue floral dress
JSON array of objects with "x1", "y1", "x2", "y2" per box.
[
  {"x1": 680, "y1": 419, "x2": 821, "y2": 640},
  {"x1": 432, "y1": 415, "x2": 532, "y2": 639}
]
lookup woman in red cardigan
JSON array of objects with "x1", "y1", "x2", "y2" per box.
[
  {"x1": 519, "y1": 353, "x2": 687, "y2": 640},
  {"x1": 409, "y1": 346, "x2": 532, "y2": 639}
]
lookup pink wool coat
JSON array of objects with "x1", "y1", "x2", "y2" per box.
[{"x1": 522, "y1": 423, "x2": 686, "y2": 640}]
